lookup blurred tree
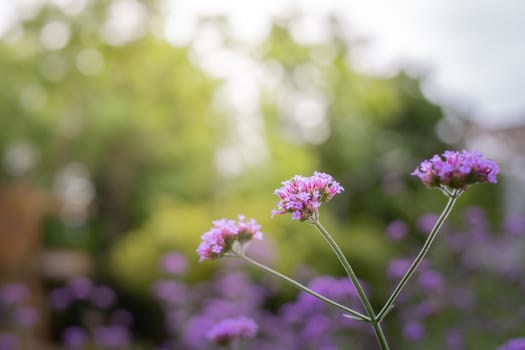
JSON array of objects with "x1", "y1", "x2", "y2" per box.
[
  {"x1": 0, "y1": 1, "x2": 223, "y2": 258},
  {"x1": 258, "y1": 19, "x2": 501, "y2": 225},
  {"x1": 252, "y1": 19, "x2": 503, "y2": 302}
]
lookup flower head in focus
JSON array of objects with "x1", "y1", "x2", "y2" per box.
[
  {"x1": 272, "y1": 171, "x2": 344, "y2": 222},
  {"x1": 197, "y1": 216, "x2": 263, "y2": 262},
  {"x1": 411, "y1": 150, "x2": 499, "y2": 191},
  {"x1": 206, "y1": 316, "x2": 258, "y2": 346}
]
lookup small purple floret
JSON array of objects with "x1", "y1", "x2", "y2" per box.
[
  {"x1": 411, "y1": 150, "x2": 499, "y2": 190},
  {"x1": 272, "y1": 171, "x2": 344, "y2": 222},
  {"x1": 61, "y1": 326, "x2": 89, "y2": 348},
  {"x1": 385, "y1": 220, "x2": 408, "y2": 241},
  {"x1": 161, "y1": 252, "x2": 188, "y2": 276},
  {"x1": 206, "y1": 316, "x2": 258, "y2": 346},
  {"x1": 0, "y1": 333, "x2": 19, "y2": 350},
  {"x1": 14, "y1": 306, "x2": 39, "y2": 328},
  {"x1": 403, "y1": 321, "x2": 426, "y2": 342},
  {"x1": 196, "y1": 216, "x2": 263, "y2": 262}
]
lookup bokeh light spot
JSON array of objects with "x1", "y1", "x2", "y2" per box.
[
  {"x1": 76, "y1": 48, "x2": 104, "y2": 76},
  {"x1": 40, "y1": 20, "x2": 71, "y2": 51}
]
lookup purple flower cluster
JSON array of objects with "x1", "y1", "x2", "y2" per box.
[
  {"x1": 384, "y1": 207, "x2": 525, "y2": 348},
  {"x1": 411, "y1": 150, "x2": 499, "y2": 190},
  {"x1": 49, "y1": 277, "x2": 117, "y2": 311},
  {"x1": 272, "y1": 171, "x2": 344, "y2": 221},
  {"x1": 385, "y1": 220, "x2": 409, "y2": 241},
  {"x1": 500, "y1": 338, "x2": 525, "y2": 350},
  {"x1": 206, "y1": 316, "x2": 258, "y2": 345},
  {"x1": 197, "y1": 216, "x2": 263, "y2": 262},
  {"x1": 177, "y1": 271, "x2": 267, "y2": 349},
  {"x1": 0, "y1": 333, "x2": 18, "y2": 350},
  {"x1": 48, "y1": 277, "x2": 134, "y2": 349},
  {"x1": 161, "y1": 252, "x2": 188, "y2": 276},
  {"x1": 150, "y1": 247, "x2": 384, "y2": 349},
  {"x1": 0, "y1": 283, "x2": 39, "y2": 349}
]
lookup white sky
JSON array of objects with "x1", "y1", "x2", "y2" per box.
[
  {"x1": 2, "y1": 0, "x2": 525, "y2": 128},
  {"x1": 164, "y1": 0, "x2": 525, "y2": 128}
]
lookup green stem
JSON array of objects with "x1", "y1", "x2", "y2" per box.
[
  {"x1": 235, "y1": 253, "x2": 370, "y2": 322},
  {"x1": 312, "y1": 221, "x2": 390, "y2": 350},
  {"x1": 377, "y1": 189, "x2": 462, "y2": 321}
]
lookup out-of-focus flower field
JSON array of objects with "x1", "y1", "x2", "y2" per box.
[{"x1": 0, "y1": 1, "x2": 523, "y2": 349}]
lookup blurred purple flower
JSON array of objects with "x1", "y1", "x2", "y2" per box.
[
  {"x1": 165, "y1": 309, "x2": 184, "y2": 333},
  {"x1": 152, "y1": 280, "x2": 187, "y2": 304},
  {"x1": 444, "y1": 231, "x2": 467, "y2": 252},
  {"x1": 0, "y1": 333, "x2": 18, "y2": 350},
  {"x1": 201, "y1": 299, "x2": 247, "y2": 320},
  {"x1": 184, "y1": 315, "x2": 216, "y2": 348},
  {"x1": 206, "y1": 316, "x2": 257, "y2": 346},
  {"x1": 272, "y1": 171, "x2": 343, "y2": 221},
  {"x1": 463, "y1": 206, "x2": 490, "y2": 233},
  {"x1": 93, "y1": 325, "x2": 131, "y2": 348},
  {"x1": 305, "y1": 276, "x2": 358, "y2": 302},
  {"x1": 283, "y1": 277, "x2": 357, "y2": 325},
  {"x1": 411, "y1": 150, "x2": 499, "y2": 189},
  {"x1": 91, "y1": 285, "x2": 116, "y2": 309},
  {"x1": 214, "y1": 272, "x2": 266, "y2": 308},
  {"x1": 416, "y1": 213, "x2": 438, "y2": 233},
  {"x1": 0, "y1": 284, "x2": 29, "y2": 306},
  {"x1": 504, "y1": 215, "x2": 525, "y2": 236},
  {"x1": 49, "y1": 287, "x2": 73, "y2": 310},
  {"x1": 385, "y1": 220, "x2": 408, "y2": 241},
  {"x1": 14, "y1": 306, "x2": 38, "y2": 327},
  {"x1": 387, "y1": 258, "x2": 413, "y2": 280},
  {"x1": 253, "y1": 313, "x2": 295, "y2": 349},
  {"x1": 402, "y1": 321, "x2": 426, "y2": 341},
  {"x1": 499, "y1": 338, "x2": 525, "y2": 350},
  {"x1": 68, "y1": 277, "x2": 93, "y2": 300},
  {"x1": 301, "y1": 313, "x2": 329, "y2": 340},
  {"x1": 197, "y1": 216, "x2": 263, "y2": 262},
  {"x1": 446, "y1": 329, "x2": 464, "y2": 350},
  {"x1": 411, "y1": 300, "x2": 440, "y2": 319},
  {"x1": 161, "y1": 252, "x2": 188, "y2": 276},
  {"x1": 450, "y1": 288, "x2": 475, "y2": 310},
  {"x1": 418, "y1": 270, "x2": 444, "y2": 292},
  {"x1": 61, "y1": 326, "x2": 89, "y2": 349}
]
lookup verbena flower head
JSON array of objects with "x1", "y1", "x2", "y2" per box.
[
  {"x1": 206, "y1": 316, "x2": 258, "y2": 346},
  {"x1": 197, "y1": 216, "x2": 263, "y2": 262},
  {"x1": 411, "y1": 150, "x2": 499, "y2": 190},
  {"x1": 272, "y1": 171, "x2": 344, "y2": 222}
]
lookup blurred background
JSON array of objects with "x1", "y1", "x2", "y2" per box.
[{"x1": 0, "y1": 0, "x2": 524, "y2": 349}]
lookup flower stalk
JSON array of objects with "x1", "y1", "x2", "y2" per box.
[
  {"x1": 313, "y1": 220, "x2": 390, "y2": 350},
  {"x1": 197, "y1": 151, "x2": 499, "y2": 350},
  {"x1": 377, "y1": 188, "x2": 462, "y2": 321},
  {"x1": 234, "y1": 252, "x2": 370, "y2": 322}
]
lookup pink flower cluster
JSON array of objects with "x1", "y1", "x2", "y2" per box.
[
  {"x1": 196, "y1": 216, "x2": 263, "y2": 262},
  {"x1": 272, "y1": 171, "x2": 344, "y2": 221},
  {"x1": 411, "y1": 150, "x2": 499, "y2": 190},
  {"x1": 206, "y1": 316, "x2": 258, "y2": 346}
]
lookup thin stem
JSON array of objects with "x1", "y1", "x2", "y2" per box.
[
  {"x1": 312, "y1": 221, "x2": 390, "y2": 350},
  {"x1": 312, "y1": 222, "x2": 377, "y2": 317},
  {"x1": 372, "y1": 321, "x2": 390, "y2": 350},
  {"x1": 377, "y1": 189, "x2": 462, "y2": 321},
  {"x1": 235, "y1": 253, "x2": 370, "y2": 322}
]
